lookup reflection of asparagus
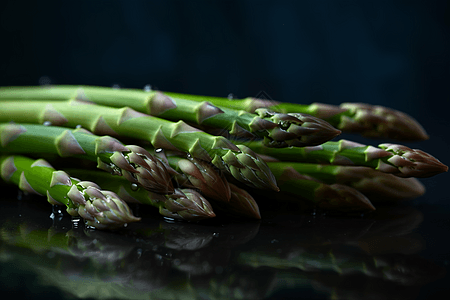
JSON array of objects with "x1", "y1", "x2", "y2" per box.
[
  {"x1": 0, "y1": 155, "x2": 140, "y2": 229},
  {"x1": 268, "y1": 163, "x2": 375, "y2": 213},
  {"x1": 66, "y1": 169, "x2": 216, "y2": 222},
  {"x1": 0, "y1": 100, "x2": 278, "y2": 191},
  {"x1": 266, "y1": 162, "x2": 425, "y2": 201},
  {"x1": 246, "y1": 139, "x2": 448, "y2": 178},
  {"x1": 0, "y1": 123, "x2": 174, "y2": 194},
  {"x1": 0, "y1": 85, "x2": 341, "y2": 147},
  {"x1": 159, "y1": 92, "x2": 428, "y2": 141}
]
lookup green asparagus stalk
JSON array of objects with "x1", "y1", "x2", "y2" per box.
[
  {"x1": 161, "y1": 152, "x2": 232, "y2": 203},
  {"x1": 266, "y1": 161, "x2": 425, "y2": 201},
  {"x1": 155, "y1": 151, "x2": 260, "y2": 219},
  {"x1": 266, "y1": 163, "x2": 375, "y2": 213},
  {"x1": 0, "y1": 100, "x2": 278, "y2": 191},
  {"x1": 65, "y1": 169, "x2": 216, "y2": 221},
  {"x1": 245, "y1": 139, "x2": 448, "y2": 178},
  {"x1": 0, "y1": 155, "x2": 140, "y2": 229},
  {"x1": 0, "y1": 85, "x2": 341, "y2": 147},
  {"x1": 160, "y1": 92, "x2": 428, "y2": 141},
  {"x1": 0, "y1": 123, "x2": 174, "y2": 194}
]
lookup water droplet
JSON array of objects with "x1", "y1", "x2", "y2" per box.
[
  {"x1": 186, "y1": 153, "x2": 192, "y2": 158},
  {"x1": 39, "y1": 76, "x2": 52, "y2": 86},
  {"x1": 143, "y1": 84, "x2": 152, "y2": 92},
  {"x1": 271, "y1": 239, "x2": 279, "y2": 244},
  {"x1": 227, "y1": 93, "x2": 235, "y2": 100},
  {"x1": 112, "y1": 84, "x2": 121, "y2": 90},
  {"x1": 71, "y1": 217, "x2": 81, "y2": 228},
  {"x1": 130, "y1": 183, "x2": 139, "y2": 191},
  {"x1": 212, "y1": 232, "x2": 220, "y2": 238},
  {"x1": 43, "y1": 121, "x2": 52, "y2": 126},
  {"x1": 155, "y1": 148, "x2": 163, "y2": 153},
  {"x1": 76, "y1": 124, "x2": 82, "y2": 129}
]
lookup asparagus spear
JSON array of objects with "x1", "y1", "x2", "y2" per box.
[
  {"x1": 157, "y1": 151, "x2": 261, "y2": 219},
  {"x1": 267, "y1": 163, "x2": 376, "y2": 213},
  {"x1": 160, "y1": 92, "x2": 428, "y2": 141},
  {"x1": 0, "y1": 85, "x2": 341, "y2": 147},
  {"x1": 0, "y1": 100, "x2": 278, "y2": 190},
  {"x1": 245, "y1": 139, "x2": 448, "y2": 178},
  {"x1": 0, "y1": 123, "x2": 174, "y2": 194},
  {"x1": 266, "y1": 162, "x2": 425, "y2": 201},
  {"x1": 160, "y1": 152, "x2": 232, "y2": 203},
  {"x1": 0, "y1": 155, "x2": 140, "y2": 229},
  {"x1": 65, "y1": 169, "x2": 216, "y2": 221}
]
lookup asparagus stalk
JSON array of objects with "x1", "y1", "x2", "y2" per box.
[
  {"x1": 0, "y1": 85, "x2": 341, "y2": 147},
  {"x1": 65, "y1": 169, "x2": 216, "y2": 221},
  {"x1": 0, "y1": 123, "x2": 174, "y2": 194},
  {"x1": 267, "y1": 163, "x2": 376, "y2": 213},
  {"x1": 160, "y1": 92, "x2": 428, "y2": 141},
  {"x1": 0, "y1": 100, "x2": 278, "y2": 190},
  {"x1": 0, "y1": 155, "x2": 140, "y2": 229},
  {"x1": 266, "y1": 162, "x2": 425, "y2": 201},
  {"x1": 156, "y1": 151, "x2": 261, "y2": 219},
  {"x1": 245, "y1": 139, "x2": 448, "y2": 178},
  {"x1": 162, "y1": 152, "x2": 232, "y2": 203}
]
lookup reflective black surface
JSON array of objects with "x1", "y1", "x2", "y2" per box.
[{"x1": 1, "y1": 185, "x2": 448, "y2": 300}]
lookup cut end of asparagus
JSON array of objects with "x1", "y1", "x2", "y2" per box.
[
  {"x1": 255, "y1": 109, "x2": 341, "y2": 147},
  {"x1": 378, "y1": 143, "x2": 448, "y2": 178},
  {"x1": 71, "y1": 182, "x2": 141, "y2": 230},
  {"x1": 219, "y1": 144, "x2": 279, "y2": 191},
  {"x1": 177, "y1": 157, "x2": 232, "y2": 203},
  {"x1": 161, "y1": 188, "x2": 216, "y2": 222},
  {"x1": 315, "y1": 183, "x2": 376, "y2": 213},
  {"x1": 339, "y1": 103, "x2": 429, "y2": 141}
]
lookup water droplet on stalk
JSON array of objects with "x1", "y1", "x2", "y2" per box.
[
  {"x1": 43, "y1": 121, "x2": 52, "y2": 126},
  {"x1": 227, "y1": 93, "x2": 234, "y2": 100},
  {"x1": 212, "y1": 232, "x2": 220, "y2": 238},
  {"x1": 76, "y1": 125, "x2": 82, "y2": 129},
  {"x1": 71, "y1": 217, "x2": 81, "y2": 228},
  {"x1": 155, "y1": 148, "x2": 163, "y2": 153},
  {"x1": 143, "y1": 84, "x2": 152, "y2": 92},
  {"x1": 112, "y1": 84, "x2": 121, "y2": 90},
  {"x1": 130, "y1": 183, "x2": 139, "y2": 191}
]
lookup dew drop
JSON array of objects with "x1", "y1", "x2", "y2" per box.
[
  {"x1": 227, "y1": 93, "x2": 235, "y2": 100},
  {"x1": 112, "y1": 84, "x2": 121, "y2": 90},
  {"x1": 43, "y1": 121, "x2": 52, "y2": 126},
  {"x1": 76, "y1": 124, "x2": 82, "y2": 129},
  {"x1": 71, "y1": 217, "x2": 81, "y2": 229},
  {"x1": 130, "y1": 183, "x2": 139, "y2": 191},
  {"x1": 143, "y1": 84, "x2": 152, "y2": 92},
  {"x1": 212, "y1": 232, "x2": 220, "y2": 238},
  {"x1": 271, "y1": 239, "x2": 279, "y2": 244},
  {"x1": 155, "y1": 148, "x2": 163, "y2": 153}
]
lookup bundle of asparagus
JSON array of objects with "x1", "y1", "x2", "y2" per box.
[{"x1": 0, "y1": 85, "x2": 447, "y2": 228}]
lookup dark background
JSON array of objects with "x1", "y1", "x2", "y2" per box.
[{"x1": 0, "y1": 1, "x2": 450, "y2": 299}]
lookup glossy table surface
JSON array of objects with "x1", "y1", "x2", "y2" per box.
[{"x1": 0, "y1": 185, "x2": 449, "y2": 300}]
